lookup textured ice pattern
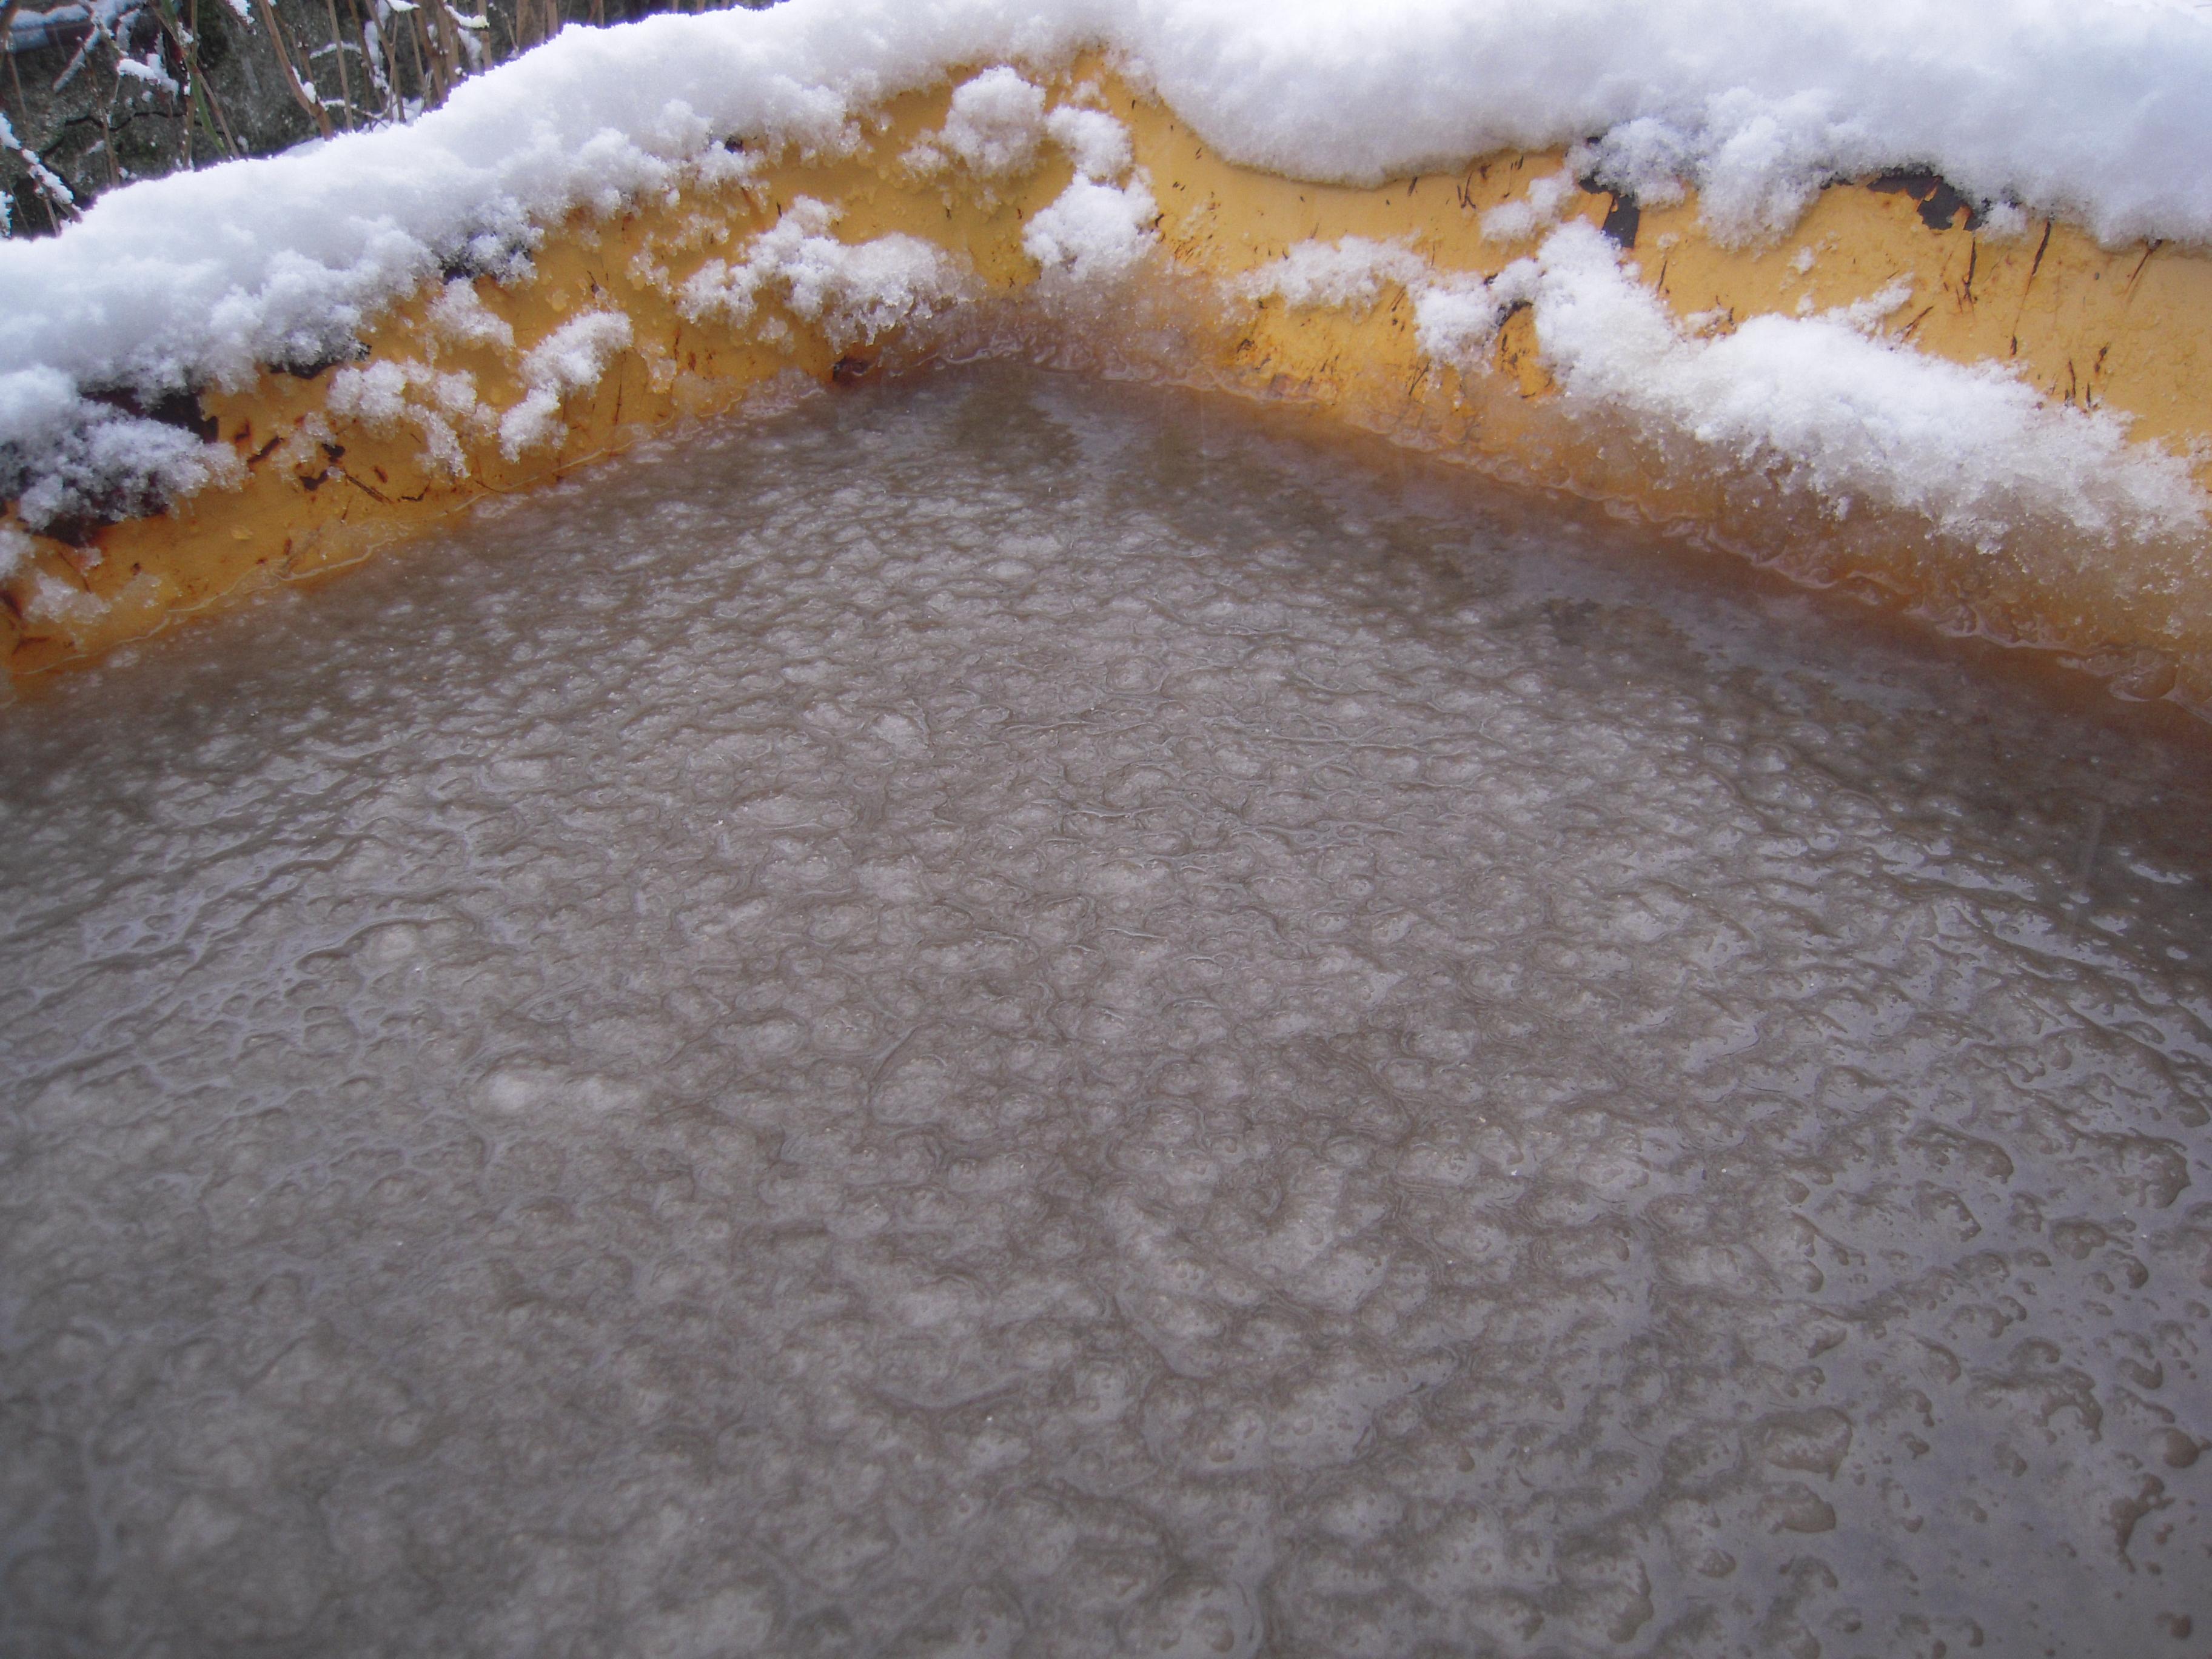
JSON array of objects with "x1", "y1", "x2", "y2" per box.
[{"x1": 4, "y1": 367, "x2": 2211, "y2": 1658}]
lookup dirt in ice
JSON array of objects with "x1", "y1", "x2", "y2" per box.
[{"x1": 4, "y1": 364, "x2": 2210, "y2": 1658}]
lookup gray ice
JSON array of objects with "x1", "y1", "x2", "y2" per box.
[{"x1": 2, "y1": 364, "x2": 2209, "y2": 1658}]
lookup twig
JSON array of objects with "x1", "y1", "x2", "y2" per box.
[
  {"x1": 0, "y1": 110, "x2": 75, "y2": 227},
  {"x1": 195, "y1": 33, "x2": 243, "y2": 152},
  {"x1": 343, "y1": 0, "x2": 387, "y2": 120},
  {"x1": 425, "y1": 0, "x2": 460, "y2": 96},
  {"x1": 99, "y1": 64, "x2": 120, "y2": 186},
  {"x1": 322, "y1": 0, "x2": 353, "y2": 126},
  {"x1": 377, "y1": 5, "x2": 404, "y2": 117},
  {"x1": 376, "y1": 5, "x2": 400, "y2": 118},
  {"x1": 5, "y1": 28, "x2": 28, "y2": 124},
  {"x1": 252, "y1": 0, "x2": 336, "y2": 136},
  {"x1": 52, "y1": 21, "x2": 103, "y2": 90},
  {"x1": 404, "y1": 5, "x2": 443, "y2": 107},
  {"x1": 148, "y1": 0, "x2": 238, "y2": 161}
]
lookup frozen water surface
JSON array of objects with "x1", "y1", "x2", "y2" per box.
[{"x1": 4, "y1": 364, "x2": 2211, "y2": 1658}]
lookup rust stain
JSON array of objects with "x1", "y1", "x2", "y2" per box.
[{"x1": 2125, "y1": 241, "x2": 2159, "y2": 295}]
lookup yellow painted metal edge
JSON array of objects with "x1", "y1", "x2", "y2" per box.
[{"x1": 7, "y1": 60, "x2": 2210, "y2": 700}]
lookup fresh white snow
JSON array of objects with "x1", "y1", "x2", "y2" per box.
[
  {"x1": 1236, "y1": 235, "x2": 1430, "y2": 313},
  {"x1": 1022, "y1": 173, "x2": 1158, "y2": 289},
  {"x1": 1313, "y1": 222, "x2": 2210, "y2": 548},
  {"x1": 934, "y1": 62, "x2": 1050, "y2": 176},
  {"x1": 676, "y1": 195, "x2": 974, "y2": 351},
  {"x1": 498, "y1": 309, "x2": 635, "y2": 458},
  {"x1": 1507, "y1": 227, "x2": 2205, "y2": 546}
]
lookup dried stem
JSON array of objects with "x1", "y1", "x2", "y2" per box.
[
  {"x1": 521, "y1": 0, "x2": 557, "y2": 49},
  {"x1": 381, "y1": 9, "x2": 402, "y2": 118},
  {"x1": 162, "y1": 0, "x2": 242, "y2": 158},
  {"x1": 252, "y1": 0, "x2": 337, "y2": 137},
  {"x1": 406, "y1": 7, "x2": 444, "y2": 108},
  {"x1": 98, "y1": 68, "x2": 119, "y2": 187},
  {"x1": 341, "y1": 0, "x2": 384, "y2": 123},
  {"x1": 323, "y1": 0, "x2": 354, "y2": 128},
  {"x1": 426, "y1": 0, "x2": 461, "y2": 96}
]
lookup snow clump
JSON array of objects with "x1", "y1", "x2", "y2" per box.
[
  {"x1": 1518, "y1": 224, "x2": 2207, "y2": 543},
  {"x1": 498, "y1": 311, "x2": 635, "y2": 460},
  {"x1": 1045, "y1": 102, "x2": 1133, "y2": 181},
  {"x1": 1023, "y1": 175, "x2": 1159, "y2": 288},
  {"x1": 428, "y1": 280, "x2": 518, "y2": 353},
  {"x1": 678, "y1": 196, "x2": 973, "y2": 347},
  {"x1": 1, "y1": 366, "x2": 242, "y2": 531},
  {"x1": 980, "y1": 72, "x2": 1158, "y2": 289},
  {"x1": 0, "y1": 520, "x2": 34, "y2": 578},
  {"x1": 327, "y1": 359, "x2": 495, "y2": 476},
  {"x1": 1478, "y1": 168, "x2": 1578, "y2": 243},
  {"x1": 937, "y1": 65, "x2": 1049, "y2": 175},
  {"x1": 1238, "y1": 236, "x2": 1429, "y2": 312},
  {"x1": 1247, "y1": 221, "x2": 2206, "y2": 546}
]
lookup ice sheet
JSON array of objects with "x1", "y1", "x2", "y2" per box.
[{"x1": 2, "y1": 367, "x2": 2210, "y2": 1657}]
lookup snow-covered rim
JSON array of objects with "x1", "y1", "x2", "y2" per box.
[
  {"x1": 1242, "y1": 223, "x2": 2208, "y2": 549},
  {"x1": 2, "y1": 0, "x2": 2211, "y2": 560}
]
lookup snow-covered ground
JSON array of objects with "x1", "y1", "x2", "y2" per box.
[{"x1": 4, "y1": 366, "x2": 2208, "y2": 1657}]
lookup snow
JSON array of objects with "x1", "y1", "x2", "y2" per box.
[
  {"x1": 0, "y1": 521, "x2": 34, "y2": 580},
  {"x1": 113, "y1": 55, "x2": 179, "y2": 95},
  {"x1": 938, "y1": 63, "x2": 1048, "y2": 175},
  {"x1": 427, "y1": 277, "x2": 517, "y2": 351},
  {"x1": 0, "y1": 111, "x2": 75, "y2": 226},
  {"x1": 4, "y1": 0, "x2": 2211, "y2": 536},
  {"x1": 0, "y1": 362, "x2": 244, "y2": 528},
  {"x1": 1509, "y1": 225, "x2": 2207, "y2": 546},
  {"x1": 22, "y1": 566, "x2": 105, "y2": 623},
  {"x1": 1019, "y1": 76, "x2": 1158, "y2": 287},
  {"x1": 1407, "y1": 272, "x2": 1509, "y2": 367},
  {"x1": 1477, "y1": 167, "x2": 1576, "y2": 244},
  {"x1": 1045, "y1": 101, "x2": 1131, "y2": 181},
  {"x1": 675, "y1": 195, "x2": 972, "y2": 349},
  {"x1": 1978, "y1": 199, "x2": 2031, "y2": 242},
  {"x1": 328, "y1": 357, "x2": 492, "y2": 474},
  {"x1": 1237, "y1": 221, "x2": 2207, "y2": 547},
  {"x1": 1022, "y1": 173, "x2": 1158, "y2": 288},
  {"x1": 498, "y1": 309, "x2": 633, "y2": 457},
  {"x1": 1236, "y1": 236, "x2": 1427, "y2": 312},
  {"x1": 5, "y1": 0, "x2": 141, "y2": 54},
  {"x1": 1133, "y1": 0, "x2": 2212, "y2": 248}
]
